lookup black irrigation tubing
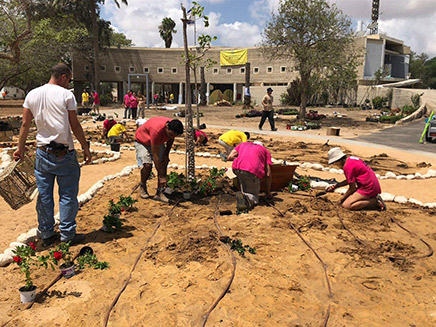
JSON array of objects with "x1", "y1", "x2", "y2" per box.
[
  {"x1": 201, "y1": 197, "x2": 237, "y2": 327},
  {"x1": 266, "y1": 200, "x2": 332, "y2": 327},
  {"x1": 389, "y1": 216, "x2": 434, "y2": 260},
  {"x1": 336, "y1": 209, "x2": 367, "y2": 246},
  {"x1": 103, "y1": 199, "x2": 180, "y2": 327}
]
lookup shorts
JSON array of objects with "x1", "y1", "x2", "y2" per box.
[
  {"x1": 233, "y1": 169, "x2": 261, "y2": 206},
  {"x1": 135, "y1": 141, "x2": 165, "y2": 167},
  {"x1": 218, "y1": 139, "x2": 234, "y2": 155}
]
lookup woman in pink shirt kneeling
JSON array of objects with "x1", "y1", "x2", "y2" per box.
[
  {"x1": 326, "y1": 147, "x2": 386, "y2": 211},
  {"x1": 228, "y1": 141, "x2": 272, "y2": 211}
]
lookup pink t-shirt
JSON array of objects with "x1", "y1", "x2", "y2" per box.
[
  {"x1": 124, "y1": 94, "x2": 131, "y2": 106},
  {"x1": 93, "y1": 92, "x2": 100, "y2": 105},
  {"x1": 195, "y1": 130, "x2": 208, "y2": 142},
  {"x1": 135, "y1": 116, "x2": 171, "y2": 146},
  {"x1": 130, "y1": 95, "x2": 138, "y2": 108},
  {"x1": 343, "y1": 156, "x2": 381, "y2": 198},
  {"x1": 232, "y1": 142, "x2": 272, "y2": 179}
]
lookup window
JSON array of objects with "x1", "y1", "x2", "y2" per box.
[
  {"x1": 100, "y1": 65, "x2": 106, "y2": 72},
  {"x1": 280, "y1": 66, "x2": 286, "y2": 73},
  {"x1": 267, "y1": 66, "x2": 273, "y2": 73},
  {"x1": 240, "y1": 67, "x2": 245, "y2": 74},
  {"x1": 129, "y1": 66, "x2": 135, "y2": 73},
  {"x1": 114, "y1": 66, "x2": 121, "y2": 72},
  {"x1": 226, "y1": 68, "x2": 232, "y2": 74},
  {"x1": 143, "y1": 67, "x2": 149, "y2": 73},
  {"x1": 157, "y1": 67, "x2": 164, "y2": 74},
  {"x1": 253, "y1": 67, "x2": 259, "y2": 74},
  {"x1": 84, "y1": 65, "x2": 89, "y2": 72},
  {"x1": 213, "y1": 68, "x2": 219, "y2": 74},
  {"x1": 171, "y1": 67, "x2": 178, "y2": 74}
]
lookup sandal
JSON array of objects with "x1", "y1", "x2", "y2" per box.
[{"x1": 377, "y1": 195, "x2": 387, "y2": 211}]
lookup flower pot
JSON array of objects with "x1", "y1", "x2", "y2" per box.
[
  {"x1": 110, "y1": 143, "x2": 120, "y2": 152},
  {"x1": 183, "y1": 192, "x2": 192, "y2": 200},
  {"x1": 164, "y1": 187, "x2": 174, "y2": 195},
  {"x1": 60, "y1": 263, "x2": 75, "y2": 279},
  {"x1": 19, "y1": 286, "x2": 36, "y2": 303}
]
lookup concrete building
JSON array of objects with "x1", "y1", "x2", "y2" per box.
[{"x1": 72, "y1": 34, "x2": 411, "y2": 106}]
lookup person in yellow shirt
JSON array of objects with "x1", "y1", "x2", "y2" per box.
[
  {"x1": 81, "y1": 90, "x2": 89, "y2": 107},
  {"x1": 218, "y1": 130, "x2": 250, "y2": 160},
  {"x1": 108, "y1": 121, "x2": 129, "y2": 144}
]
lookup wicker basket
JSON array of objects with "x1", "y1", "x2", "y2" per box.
[{"x1": 0, "y1": 155, "x2": 38, "y2": 210}]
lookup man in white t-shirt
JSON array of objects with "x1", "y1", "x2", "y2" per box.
[
  {"x1": 135, "y1": 118, "x2": 147, "y2": 128},
  {"x1": 13, "y1": 63, "x2": 92, "y2": 247},
  {"x1": 259, "y1": 87, "x2": 277, "y2": 131}
]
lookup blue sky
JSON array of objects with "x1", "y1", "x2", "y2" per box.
[{"x1": 101, "y1": 0, "x2": 436, "y2": 57}]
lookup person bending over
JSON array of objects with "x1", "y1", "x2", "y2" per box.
[
  {"x1": 228, "y1": 141, "x2": 272, "y2": 211},
  {"x1": 107, "y1": 121, "x2": 129, "y2": 144},
  {"x1": 218, "y1": 130, "x2": 250, "y2": 161},
  {"x1": 194, "y1": 129, "x2": 208, "y2": 146},
  {"x1": 325, "y1": 147, "x2": 386, "y2": 211},
  {"x1": 135, "y1": 117, "x2": 184, "y2": 202}
]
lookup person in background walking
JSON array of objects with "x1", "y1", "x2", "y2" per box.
[
  {"x1": 153, "y1": 93, "x2": 158, "y2": 107},
  {"x1": 137, "y1": 91, "x2": 146, "y2": 118},
  {"x1": 92, "y1": 90, "x2": 100, "y2": 115},
  {"x1": 259, "y1": 87, "x2": 277, "y2": 131},
  {"x1": 123, "y1": 90, "x2": 131, "y2": 119},
  {"x1": 130, "y1": 91, "x2": 139, "y2": 120},
  {"x1": 13, "y1": 63, "x2": 91, "y2": 246}
]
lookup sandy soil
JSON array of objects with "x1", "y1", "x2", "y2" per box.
[{"x1": 1, "y1": 103, "x2": 436, "y2": 326}]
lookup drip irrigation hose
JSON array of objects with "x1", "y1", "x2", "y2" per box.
[
  {"x1": 201, "y1": 197, "x2": 237, "y2": 327},
  {"x1": 336, "y1": 210, "x2": 366, "y2": 246},
  {"x1": 266, "y1": 200, "x2": 332, "y2": 327},
  {"x1": 103, "y1": 200, "x2": 180, "y2": 327}
]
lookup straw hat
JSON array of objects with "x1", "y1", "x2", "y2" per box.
[{"x1": 328, "y1": 147, "x2": 346, "y2": 164}]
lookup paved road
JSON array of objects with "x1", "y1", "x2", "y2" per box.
[{"x1": 354, "y1": 119, "x2": 436, "y2": 154}]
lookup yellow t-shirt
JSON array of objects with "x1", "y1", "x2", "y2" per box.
[
  {"x1": 108, "y1": 124, "x2": 126, "y2": 137},
  {"x1": 219, "y1": 130, "x2": 247, "y2": 146},
  {"x1": 82, "y1": 92, "x2": 89, "y2": 102}
]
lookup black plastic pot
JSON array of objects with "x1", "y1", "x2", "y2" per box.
[{"x1": 110, "y1": 143, "x2": 120, "y2": 152}]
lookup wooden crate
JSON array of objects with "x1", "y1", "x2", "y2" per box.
[
  {"x1": 0, "y1": 155, "x2": 38, "y2": 210},
  {"x1": 326, "y1": 127, "x2": 340, "y2": 136}
]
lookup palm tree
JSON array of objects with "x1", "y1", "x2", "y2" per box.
[{"x1": 158, "y1": 17, "x2": 177, "y2": 48}]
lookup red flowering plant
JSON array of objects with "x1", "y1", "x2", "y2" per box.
[
  {"x1": 49, "y1": 242, "x2": 73, "y2": 268},
  {"x1": 286, "y1": 175, "x2": 312, "y2": 192},
  {"x1": 12, "y1": 243, "x2": 51, "y2": 291},
  {"x1": 118, "y1": 195, "x2": 138, "y2": 212},
  {"x1": 198, "y1": 167, "x2": 227, "y2": 197}
]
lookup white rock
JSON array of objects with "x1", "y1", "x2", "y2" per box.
[
  {"x1": 322, "y1": 167, "x2": 330, "y2": 171},
  {"x1": 0, "y1": 254, "x2": 13, "y2": 266},
  {"x1": 311, "y1": 181, "x2": 331, "y2": 189},
  {"x1": 414, "y1": 173, "x2": 424, "y2": 179},
  {"x1": 394, "y1": 196, "x2": 408, "y2": 204},
  {"x1": 380, "y1": 193, "x2": 395, "y2": 202},
  {"x1": 17, "y1": 232, "x2": 30, "y2": 243},
  {"x1": 27, "y1": 228, "x2": 38, "y2": 239},
  {"x1": 408, "y1": 198, "x2": 423, "y2": 206},
  {"x1": 329, "y1": 168, "x2": 339, "y2": 174},
  {"x1": 334, "y1": 188, "x2": 347, "y2": 195},
  {"x1": 426, "y1": 169, "x2": 436, "y2": 177},
  {"x1": 424, "y1": 203, "x2": 435, "y2": 209},
  {"x1": 376, "y1": 174, "x2": 381, "y2": 179},
  {"x1": 9, "y1": 242, "x2": 26, "y2": 250},
  {"x1": 385, "y1": 172, "x2": 396, "y2": 178},
  {"x1": 4, "y1": 248, "x2": 16, "y2": 257},
  {"x1": 337, "y1": 169, "x2": 344, "y2": 174},
  {"x1": 396, "y1": 175, "x2": 407, "y2": 180},
  {"x1": 203, "y1": 152, "x2": 211, "y2": 157},
  {"x1": 201, "y1": 164, "x2": 209, "y2": 169},
  {"x1": 406, "y1": 174, "x2": 415, "y2": 180},
  {"x1": 300, "y1": 162, "x2": 312, "y2": 169}
]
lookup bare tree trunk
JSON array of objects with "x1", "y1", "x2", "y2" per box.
[
  {"x1": 243, "y1": 62, "x2": 252, "y2": 109},
  {"x1": 90, "y1": 0, "x2": 100, "y2": 94},
  {"x1": 181, "y1": 5, "x2": 195, "y2": 180},
  {"x1": 200, "y1": 66, "x2": 207, "y2": 106},
  {"x1": 299, "y1": 73, "x2": 309, "y2": 119}
]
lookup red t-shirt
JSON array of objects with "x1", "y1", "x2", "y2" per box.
[
  {"x1": 135, "y1": 116, "x2": 171, "y2": 146},
  {"x1": 232, "y1": 142, "x2": 272, "y2": 179},
  {"x1": 93, "y1": 92, "x2": 100, "y2": 105},
  {"x1": 343, "y1": 156, "x2": 381, "y2": 198},
  {"x1": 103, "y1": 119, "x2": 117, "y2": 132}
]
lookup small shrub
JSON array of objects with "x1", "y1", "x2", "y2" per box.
[
  {"x1": 401, "y1": 104, "x2": 416, "y2": 115},
  {"x1": 372, "y1": 96, "x2": 384, "y2": 109},
  {"x1": 411, "y1": 93, "x2": 423, "y2": 110},
  {"x1": 379, "y1": 115, "x2": 403, "y2": 123}
]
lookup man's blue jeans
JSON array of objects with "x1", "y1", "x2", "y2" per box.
[{"x1": 34, "y1": 148, "x2": 80, "y2": 242}]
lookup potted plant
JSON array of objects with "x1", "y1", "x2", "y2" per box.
[
  {"x1": 50, "y1": 242, "x2": 75, "y2": 278},
  {"x1": 181, "y1": 179, "x2": 198, "y2": 200},
  {"x1": 12, "y1": 243, "x2": 40, "y2": 303},
  {"x1": 118, "y1": 194, "x2": 138, "y2": 212}
]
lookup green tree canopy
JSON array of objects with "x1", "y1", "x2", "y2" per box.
[
  {"x1": 261, "y1": 0, "x2": 358, "y2": 118},
  {"x1": 158, "y1": 17, "x2": 176, "y2": 48}
]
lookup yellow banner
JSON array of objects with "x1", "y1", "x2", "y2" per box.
[{"x1": 220, "y1": 49, "x2": 248, "y2": 66}]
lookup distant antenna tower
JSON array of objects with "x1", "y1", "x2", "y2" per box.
[{"x1": 370, "y1": 0, "x2": 380, "y2": 34}]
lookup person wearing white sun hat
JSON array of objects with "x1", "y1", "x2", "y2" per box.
[{"x1": 325, "y1": 147, "x2": 386, "y2": 211}]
